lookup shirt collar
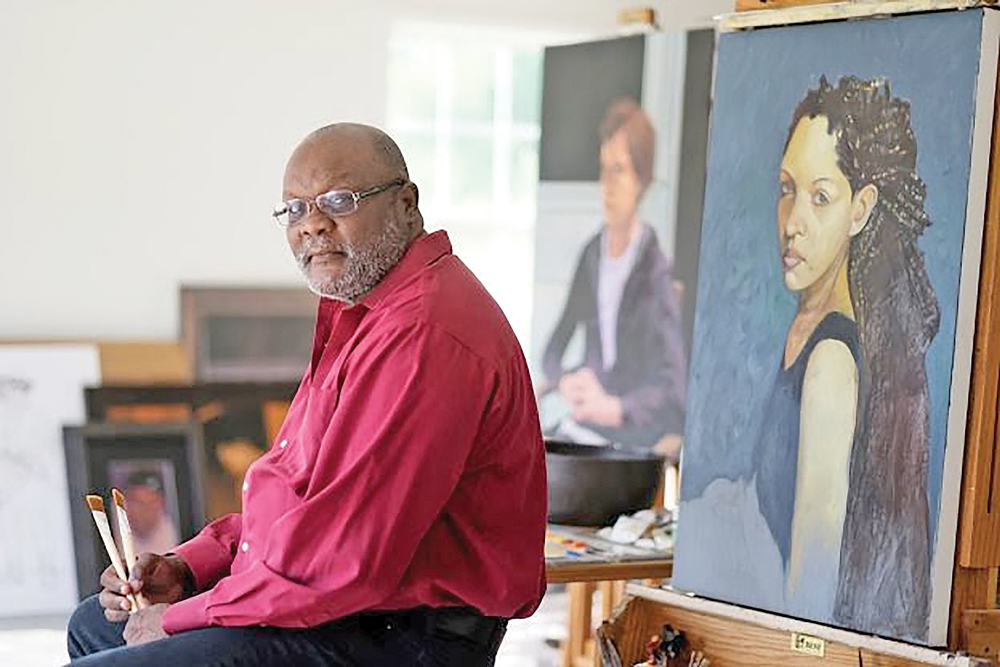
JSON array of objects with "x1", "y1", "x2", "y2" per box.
[
  {"x1": 600, "y1": 223, "x2": 645, "y2": 267},
  {"x1": 316, "y1": 230, "x2": 452, "y2": 320}
]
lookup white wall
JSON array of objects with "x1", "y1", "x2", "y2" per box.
[{"x1": 0, "y1": 0, "x2": 731, "y2": 340}]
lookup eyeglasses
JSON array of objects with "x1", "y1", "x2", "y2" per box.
[{"x1": 272, "y1": 178, "x2": 407, "y2": 228}]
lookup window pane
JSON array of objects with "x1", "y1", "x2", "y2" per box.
[
  {"x1": 386, "y1": 43, "x2": 437, "y2": 124},
  {"x1": 395, "y1": 131, "x2": 437, "y2": 200},
  {"x1": 510, "y1": 138, "x2": 540, "y2": 210},
  {"x1": 450, "y1": 136, "x2": 493, "y2": 210},
  {"x1": 512, "y1": 49, "x2": 543, "y2": 124},
  {"x1": 450, "y1": 227, "x2": 534, "y2": 347},
  {"x1": 452, "y1": 49, "x2": 495, "y2": 124}
]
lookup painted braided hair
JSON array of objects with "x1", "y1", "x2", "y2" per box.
[{"x1": 785, "y1": 75, "x2": 940, "y2": 637}]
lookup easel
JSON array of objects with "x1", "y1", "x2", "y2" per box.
[
  {"x1": 599, "y1": 0, "x2": 1000, "y2": 664},
  {"x1": 554, "y1": 471, "x2": 678, "y2": 667}
]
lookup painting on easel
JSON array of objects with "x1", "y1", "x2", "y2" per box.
[{"x1": 672, "y1": 9, "x2": 1000, "y2": 645}]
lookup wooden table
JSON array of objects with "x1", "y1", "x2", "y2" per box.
[
  {"x1": 547, "y1": 555, "x2": 674, "y2": 585},
  {"x1": 545, "y1": 526, "x2": 673, "y2": 667}
]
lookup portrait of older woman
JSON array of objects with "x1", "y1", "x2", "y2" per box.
[{"x1": 539, "y1": 98, "x2": 687, "y2": 454}]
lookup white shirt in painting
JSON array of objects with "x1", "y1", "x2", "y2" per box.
[{"x1": 597, "y1": 226, "x2": 643, "y2": 371}]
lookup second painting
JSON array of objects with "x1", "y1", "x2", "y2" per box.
[{"x1": 531, "y1": 30, "x2": 713, "y2": 458}]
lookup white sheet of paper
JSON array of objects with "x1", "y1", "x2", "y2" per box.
[{"x1": 0, "y1": 345, "x2": 100, "y2": 616}]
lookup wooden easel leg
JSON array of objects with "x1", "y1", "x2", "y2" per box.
[
  {"x1": 592, "y1": 581, "x2": 619, "y2": 667},
  {"x1": 600, "y1": 581, "x2": 616, "y2": 622},
  {"x1": 951, "y1": 565, "x2": 999, "y2": 650},
  {"x1": 565, "y1": 581, "x2": 594, "y2": 667}
]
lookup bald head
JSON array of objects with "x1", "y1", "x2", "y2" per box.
[{"x1": 292, "y1": 123, "x2": 408, "y2": 185}]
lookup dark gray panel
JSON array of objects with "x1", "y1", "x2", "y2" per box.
[{"x1": 539, "y1": 35, "x2": 646, "y2": 182}]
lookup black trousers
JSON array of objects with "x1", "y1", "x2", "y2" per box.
[{"x1": 66, "y1": 595, "x2": 506, "y2": 666}]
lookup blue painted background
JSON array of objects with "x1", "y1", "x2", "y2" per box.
[{"x1": 678, "y1": 10, "x2": 985, "y2": 548}]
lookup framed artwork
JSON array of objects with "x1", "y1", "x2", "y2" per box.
[
  {"x1": 180, "y1": 285, "x2": 317, "y2": 382},
  {"x1": 0, "y1": 345, "x2": 100, "y2": 616},
  {"x1": 672, "y1": 9, "x2": 1000, "y2": 645},
  {"x1": 530, "y1": 30, "x2": 714, "y2": 458},
  {"x1": 85, "y1": 383, "x2": 297, "y2": 520},
  {"x1": 63, "y1": 422, "x2": 207, "y2": 599}
]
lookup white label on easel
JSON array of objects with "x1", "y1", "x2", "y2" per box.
[{"x1": 790, "y1": 633, "x2": 825, "y2": 657}]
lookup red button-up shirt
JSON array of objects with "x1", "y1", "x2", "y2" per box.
[{"x1": 162, "y1": 231, "x2": 547, "y2": 634}]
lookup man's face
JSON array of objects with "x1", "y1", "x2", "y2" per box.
[{"x1": 282, "y1": 137, "x2": 410, "y2": 303}]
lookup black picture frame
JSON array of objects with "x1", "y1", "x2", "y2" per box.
[
  {"x1": 180, "y1": 286, "x2": 317, "y2": 382},
  {"x1": 63, "y1": 422, "x2": 207, "y2": 600},
  {"x1": 84, "y1": 382, "x2": 298, "y2": 521}
]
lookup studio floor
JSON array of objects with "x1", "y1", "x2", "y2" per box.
[{"x1": 0, "y1": 587, "x2": 569, "y2": 667}]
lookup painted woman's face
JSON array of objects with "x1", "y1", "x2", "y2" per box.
[
  {"x1": 777, "y1": 116, "x2": 857, "y2": 293},
  {"x1": 600, "y1": 129, "x2": 642, "y2": 231}
]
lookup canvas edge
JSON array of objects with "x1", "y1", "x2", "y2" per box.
[
  {"x1": 927, "y1": 7, "x2": 1000, "y2": 645},
  {"x1": 641, "y1": 30, "x2": 688, "y2": 249}
]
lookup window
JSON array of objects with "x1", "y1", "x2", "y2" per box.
[{"x1": 387, "y1": 24, "x2": 564, "y2": 353}]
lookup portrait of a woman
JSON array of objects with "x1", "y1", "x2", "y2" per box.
[
  {"x1": 679, "y1": 75, "x2": 940, "y2": 638},
  {"x1": 539, "y1": 98, "x2": 687, "y2": 454},
  {"x1": 763, "y1": 74, "x2": 940, "y2": 636}
]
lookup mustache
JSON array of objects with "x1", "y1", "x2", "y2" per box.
[{"x1": 295, "y1": 237, "x2": 355, "y2": 267}]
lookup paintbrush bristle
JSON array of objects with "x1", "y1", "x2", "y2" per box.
[
  {"x1": 111, "y1": 488, "x2": 126, "y2": 508},
  {"x1": 85, "y1": 494, "x2": 104, "y2": 512}
]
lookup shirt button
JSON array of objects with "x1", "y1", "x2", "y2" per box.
[
  {"x1": 241, "y1": 542, "x2": 249, "y2": 553},
  {"x1": 279, "y1": 439, "x2": 288, "y2": 449}
]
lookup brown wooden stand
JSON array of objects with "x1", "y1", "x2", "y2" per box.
[
  {"x1": 735, "y1": 0, "x2": 849, "y2": 9},
  {"x1": 950, "y1": 27, "x2": 1000, "y2": 653},
  {"x1": 607, "y1": 586, "x2": 992, "y2": 666}
]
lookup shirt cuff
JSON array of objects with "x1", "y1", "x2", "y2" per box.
[
  {"x1": 162, "y1": 591, "x2": 211, "y2": 635},
  {"x1": 173, "y1": 534, "x2": 234, "y2": 592}
]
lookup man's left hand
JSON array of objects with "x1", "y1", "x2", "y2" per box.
[{"x1": 123, "y1": 603, "x2": 170, "y2": 646}]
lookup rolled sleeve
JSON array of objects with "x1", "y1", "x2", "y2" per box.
[
  {"x1": 173, "y1": 532, "x2": 236, "y2": 592},
  {"x1": 171, "y1": 513, "x2": 241, "y2": 593},
  {"x1": 162, "y1": 590, "x2": 212, "y2": 635}
]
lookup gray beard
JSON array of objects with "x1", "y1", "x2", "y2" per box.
[{"x1": 295, "y1": 218, "x2": 410, "y2": 304}]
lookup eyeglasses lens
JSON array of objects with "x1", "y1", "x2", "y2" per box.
[{"x1": 317, "y1": 190, "x2": 358, "y2": 217}]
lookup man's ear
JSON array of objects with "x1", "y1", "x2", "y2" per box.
[
  {"x1": 396, "y1": 182, "x2": 423, "y2": 237},
  {"x1": 402, "y1": 181, "x2": 419, "y2": 212},
  {"x1": 850, "y1": 183, "x2": 878, "y2": 237}
]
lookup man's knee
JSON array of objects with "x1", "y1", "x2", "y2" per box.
[
  {"x1": 69, "y1": 595, "x2": 103, "y2": 631},
  {"x1": 67, "y1": 595, "x2": 122, "y2": 659}
]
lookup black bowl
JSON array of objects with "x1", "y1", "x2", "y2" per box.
[{"x1": 544, "y1": 439, "x2": 665, "y2": 527}]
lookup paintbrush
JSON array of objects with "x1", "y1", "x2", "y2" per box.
[
  {"x1": 111, "y1": 489, "x2": 148, "y2": 610},
  {"x1": 86, "y1": 495, "x2": 137, "y2": 613},
  {"x1": 688, "y1": 651, "x2": 710, "y2": 667}
]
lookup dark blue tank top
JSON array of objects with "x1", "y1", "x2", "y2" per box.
[{"x1": 752, "y1": 312, "x2": 864, "y2": 567}]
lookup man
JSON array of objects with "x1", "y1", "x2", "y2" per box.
[{"x1": 66, "y1": 123, "x2": 548, "y2": 666}]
